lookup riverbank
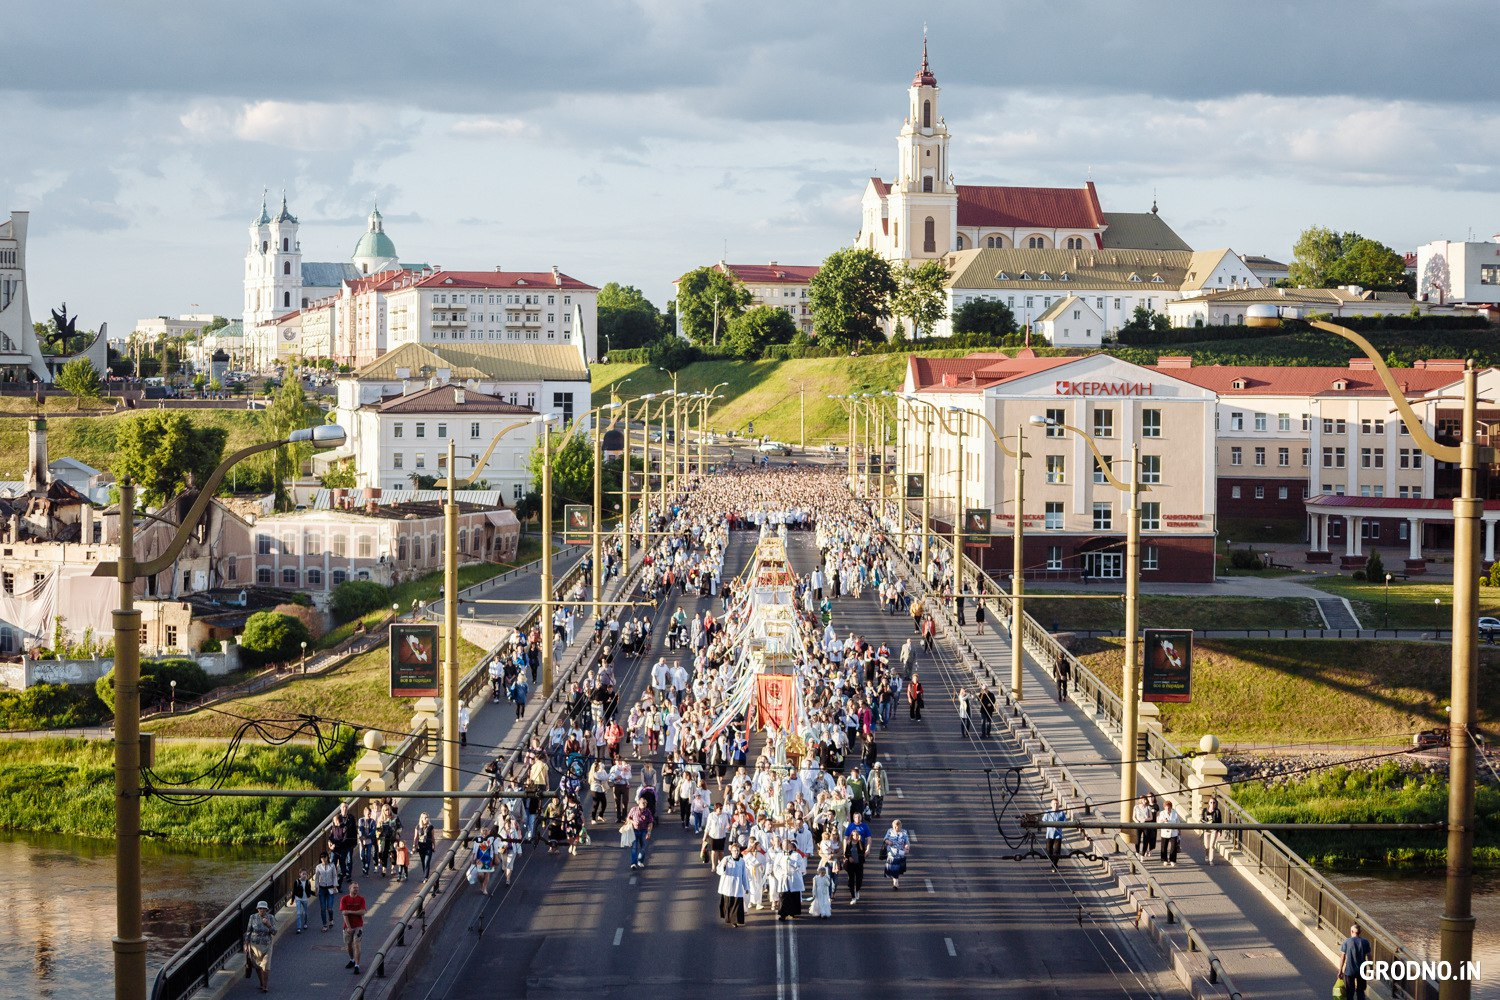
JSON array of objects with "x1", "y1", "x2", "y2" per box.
[{"x1": 0, "y1": 736, "x2": 356, "y2": 846}]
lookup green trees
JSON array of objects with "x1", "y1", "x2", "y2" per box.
[
  {"x1": 112, "y1": 411, "x2": 229, "y2": 509},
  {"x1": 809, "y1": 248, "x2": 897, "y2": 348},
  {"x1": 1123, "y1": 304, "x2": 1171, "y2": 333},
  {"x1": 319, "y1": 461, "x2": 356, "y2": 489},
  {"x1": 263, "y1": 377, "x2": 323, "y2": 510},
  {"x1": 1289, "y1": 226, "x2": 1409, "y2": 291},
  {"x1": 675, "y1": 267, "x2": 752, "y2": 346},
  {"x1": 330, "y1": 580, "x2": 390, "y2": 622},
  {"x1": 598, "y1": 283, "x2": 666, "y2": 353},
  {"x1": 55, "y1": 357, "x2": 102, "y2": 408},
  {"x1": 239, "y1": 611, "x2": 314, "y2": 668},
  {"x1": 528, "y1": 430, "x2": 593, "y2": 517},
  {"x1": 891, "y1": 260, "x2": 949, "y2": 340},
  {"x1": 722, "y1": 305, "x2": 798, "y2": 358},
  {"x1": 951, "y1": 298, "x2": 1018, "y2": 338}
]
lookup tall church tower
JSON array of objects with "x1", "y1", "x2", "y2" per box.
[
  {"x1": 268, "y1": 194, "x2": 303, "y2": 313},
  {"x1": 887, "y1": 36, "x2": 957, "y2": 261}
]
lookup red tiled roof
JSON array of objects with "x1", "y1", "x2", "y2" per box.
[
  {"x1": 717, "y1": 263, "x2": 819, "y2": 284},
  {"x1": 411, "y1": 270, "x2": 598, "y2": 291},
  {"x1": 1306, "y1": 495, "x2": 1463, "y2": 513},
  {"x1": 1148, "y1": 364, "x2": 1457, "y2": 398},
  {"x1": 371, "y1": 383, "x2": 538, "y2": 414},
  {"x1": 956, "y1": 181, "x2": 1106, "y2": 232},
  {"x1": 908, "y1": 351, "x2": 1089, "y2": 392},
  {"x1": 871, "y1": 177, "x2": 890, "y2": 197},
  {"x1": 344, "y1": 269, "x2": 407, "y2": 295}
]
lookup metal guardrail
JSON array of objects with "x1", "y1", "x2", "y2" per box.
[
  {"x1": 1051, "y1": 627, "x2": 1454, "y2": 642},
  {"x1": 903, "y1": 525, "x2": 1438, "y2": 1000},
  {"x1": 148, "y1": 550, "x2": 591, "y2": 1000}
]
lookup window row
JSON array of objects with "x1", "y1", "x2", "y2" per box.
[{"x1": 1042, "y1": 454, "x2": 1162, "y2": 485}]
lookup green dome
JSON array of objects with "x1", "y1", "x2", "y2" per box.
[{"x1": 353, "y1": 229, "x2": 397, "y2": 261}]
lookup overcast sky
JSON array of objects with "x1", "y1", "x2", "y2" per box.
[{"x1": 4, "y1": 0, "x2": 1497, "y2": 334}]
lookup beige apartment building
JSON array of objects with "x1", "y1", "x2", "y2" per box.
[
  {"x1": 1153, "y1": 357, "x2": 1500, "y2": 573},
  {"x1": 900, "y1": 351, "x2": 1219, "y2": 582}
]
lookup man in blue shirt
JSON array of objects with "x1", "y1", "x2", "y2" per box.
[
  {"x1": 844, "y1": 812, "x2": 871, "y2": 846},
  {"x1": 1339, "y1": 924, "x2": 1372, "y2": 999},
  {"x1": 1041, "y1": 798, "x2": 1067, "y2": 872}
]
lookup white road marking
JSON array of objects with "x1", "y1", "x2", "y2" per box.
[
  {"x1": 787, "y1": 916, "x2": 801, "y2": 1000},
  {"x1": 945, "y1": 937, "x2": 957, "y2": 957},
  {"x1": 924, "y1": 878, "x2": 935, "y2": 894},
  {"x1": 629, "y1": 876, "x2": 637, "y2": 886},
  {"x1": 775, "y1": 917, "x2": 786, "y2": 1000},
  {"x1": 613, "y1": 927, "x2": 624, "y2": 946},
  {"x1": 895, "y1": 787, "x2": 904, "y2": 799}
]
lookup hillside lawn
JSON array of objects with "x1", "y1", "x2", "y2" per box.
[
  {"x1": 1027, "y1": 595, "x2": 1322, "y2": 633},
  {"x1": 145, "y1": 635, "x2": 489, "y2": 740},
  {"x1": 0, "y1": 407, "x2": 268, "y2": 480},
  {"x1": 1311, "y1": 576, "x2": 1500, "y2": 630},
  {"x1": 1073, "y1": 637, "x2": 1500, "y2": 745}
]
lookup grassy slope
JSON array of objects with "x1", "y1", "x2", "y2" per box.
[
  {"x1": 1027, "y1": 595, "x2": 1321, "y2": 632},
  {"x1": 1311, "y1": 576, "x2": 1500, "y2": 629},
  {"x1": 0, "y1": 736, "x2": 357, "y2": 845},
  {"x1": 145, "y1": 635, "x2": 488, "y2": 740},
  {"x1": 1075, "y1": 637, "x2": 1500, "y2": 745},
  {"x1": 0, "y1": 408, "x2": 268, "y2": 479}
]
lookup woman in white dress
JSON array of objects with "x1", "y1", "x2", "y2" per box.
[{"x1": 809, "y1": 865, "x2": 833, "y2": 919}]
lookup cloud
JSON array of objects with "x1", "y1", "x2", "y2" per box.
[{"x1": 449, "y1": 117, "x2": 525, "y2": 139}]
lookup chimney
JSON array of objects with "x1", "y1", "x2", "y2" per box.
[
  {"x1": 551, "y1": 265, "x2": 562, "y2": 286},
  {"x1": 1349, "y1": 357, "x2": 1376, "y2": 370},
  {"x1": 454, "y1": 388, "x2": 465, "y2": 405},
  {"x1": 24, "y1": 416, "x2": 48, "y2": 494},
  {"x1": 1155, "y1": 355, "x2": 1193, "y2": 368}
]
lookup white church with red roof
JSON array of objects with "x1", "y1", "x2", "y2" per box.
[{"x1": 857, "y1": 40, "x2": 1190, "y2": 263}]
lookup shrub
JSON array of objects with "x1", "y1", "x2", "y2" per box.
[
  {"x1": 330, "y1": 580, "x2": 390, "y2": 622},
  {"x1": 1351, "y1": 569, "x2": 1366, "y2": 581},
  {"x1": 1365, "y1": 549, "x2": 1385, "y2": 583},
  {"x1": 1488, "y1": 560, "x2": 1500, "y2": 589},
  {"x1": 0, "y1": 683, "x2": 110, "y2": 730},
  {"x1": 647, "y1": 338, "x2": 701, "y2": 371},
  {"x1": 239, "y1": 612, "x2": 313, "y2": 669},
  {"x1": 1228, "y1": 549, "x2": 1263, "y2": 571},
  {"x1": 273, "y1": 602, "x2": 326, "y2": 642},
  {"x1": 96, "y1": 658, "x2": 212, "y2": 714}
]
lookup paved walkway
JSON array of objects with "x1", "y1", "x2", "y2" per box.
[
  {"x1": 196, "y1": 548, "x2": 612, "y2": 1000},
  {"x1": 907, "y1": 564, "x2": 1340, "y2": 998}
]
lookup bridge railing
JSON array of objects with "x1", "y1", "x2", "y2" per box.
[
  {"x1": 900, "y1": 526, "x2": 1437, "y2": 1000},
  {"x1": 148, "y1": 551, "x2": 591, "y2": 1000}
]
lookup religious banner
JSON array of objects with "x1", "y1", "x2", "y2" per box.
[
  {"x1": 1142, "y1": 628, "x2": 1193, "y2": 703},
  {"x1": 754, "y1": 673, "x2": 798, "y2": 734},
  {"x1": 563, "y1": 504, "x2": 593, "y2": 544},
  {"x1": 905, "y1": 472, "x2": 925, "y2": 499},
  {"x1": 390, "y1": 623, "x2": 439, "y2": 697},
  {"x1": 964, "y1": 507, "x2": 992, "y2": 544}
]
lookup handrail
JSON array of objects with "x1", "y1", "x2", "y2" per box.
[
  {"x1": 898, "y1": 516, "x2": 1437, "y2": 1000},
  {"x1": 148, "y1": 552, "x2": 593, "y2": 1000}
]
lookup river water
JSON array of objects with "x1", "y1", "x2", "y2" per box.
[
  {"x1": 1331, "y1": 870, "x2": 1500, "y2": 998},
  {"x1": 0, "y1": 831, "x2": 280, "y2": 1000}
]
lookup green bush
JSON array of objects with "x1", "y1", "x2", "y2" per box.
[
  {"x1": 1228, "y1": 549, "x2": 1264, "y2": 571},
  {"x1": 330, "y1": 580, "x2": 390, "y2": 622},
  {"x1": 0, "y1": 684, "x2": 110, "y2": 731},
  {"x1": 96, "y1": 658, "x2": 212, "y2": 714},
  {"x1": 1488, "y1": 559, "x2": 1500, "y2": 588},
  {"x1": 239, "y1": 612, "x2": 313, "y2": 669},
  {"x1": 1365, "y1": 549, "x2": 1385, "y2": 583}
]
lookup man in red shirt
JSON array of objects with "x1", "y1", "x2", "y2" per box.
[{"x1": 340, "y1": 881, "x2": 366, "y2": 975}]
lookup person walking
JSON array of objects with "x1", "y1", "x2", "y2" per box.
[
  {"x1": 1158, "y1": 799, "x2": 1183, "y2": 866},
  {"x1": 412, "y1": 812, "x2": 436, "y2": 880},
  {"x1": 243, "y1": 900, "x2": 275, "y2": 993},
  {"x1": 458, "y1": 703, "x2": 470, "y2": 747},
  {"x1": 810, "y1": 865, "x2": 833, "y2": 919},
  {"x1": 1200, "y1": 794, "x2": 1223, "y2": 865},
  {"x1": 867, "y1": 763, "x2": 887, "y2": 819},
  {"x1": 1041, "y1": 798, "x2": 1067, "y2": 872},
  {"x1": 340, "y1": 881, "x2": 367, "y2": 975},
  {"x1": 907, "y1": 674, "x2": 924, "y2": 721},
  {"x1": 957, "y1": 688, "x2": 972, "y2": 737},
  {"x1": 716, "y1": 841, "x2": 749, "y2": 927},
  {"x1": 313, "y1": 852, "x2": 340, "y2": 931},
  {"x1": 771, "y1": 838, "x2": 806, "y2": 920},
  {"x1": 978, "y1": 687, "x2": 996, "y2": 738},
  {"x1": 843, "y1": 821, "x2": 868, "y2": 904},
  {"x1": 627, "y1": 794, "x2": 655, "y2": 870},
  {"x1": 1053, "y1": 655, "x2": 1071, "y2": 703},
  {"x1": 882, "y1": 819, "x2": 910, "y2": 889},
  {"x1": 289, "y1": 868, "x2": 313, "y2": 934},
  {"x1": 1338, "y1": 923, "x2": 1373, "y2": 1000}
]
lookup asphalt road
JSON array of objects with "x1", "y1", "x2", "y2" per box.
[{"x1": 401, "y1": 526, "x2": 1182, "y2": 1000}]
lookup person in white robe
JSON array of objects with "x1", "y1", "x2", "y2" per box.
[{"x1": 716, "y1": 843, "x2": 748, "y2": 927}]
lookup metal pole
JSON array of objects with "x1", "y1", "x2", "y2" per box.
[
  {"x1": 1440, "y1": 363, "x2": 1480, "y2": 1000},
  {"x1": 921, "y1": 407, "x2": 932, "y2": 575},
  {"x1": 847, "y1": 404, "x2": 855, "y2": 488},
  {"x1": 696, "y1": 396, "x2": 705, "y2": 477},
  {"x1": 591, "y1": 407, "x2": 603, "y2": 622},
  {"x1": 620, "y1": 398, "x2": 632, "y2": 576},
  {"x1": 1120, "y1": 442, "x2": 1142, "y2": 842},
  {"x1": 953, "y1": 413, "x2": 965, "y2": 603},
  {"x1": 114, "y1": 479, "x2": 146, "y2": 1000},
  {"x1": 896, "y1": 402, "x2": 907, "y2": 552},
  {"x1": 442, "y1": 439, "x2": 460, "y2": 837},
  {"x1": 800, "y1": 385, "x2": 805, "y2": 452},
  {"x1": 1011, "y1": 423, "x2": 1026, "y2": 702},
  {"x1": 541, "y1": 427, "x2": 555, "y2": 697}
]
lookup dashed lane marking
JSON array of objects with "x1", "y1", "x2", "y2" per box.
[
  {"x1": 945, "y1": 937, "x2": 957, "y2": 957},
  {"x1": 613, "y1": 927, "x2": 624, "y2": 946},
  {"x1": 924, "y1": 878, "x2": 935, "y2": 894}
]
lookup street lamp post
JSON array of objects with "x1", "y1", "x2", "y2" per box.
[
  {"x1": 658, "y1": 369, "x2": 680, "y2": 490},
  {"x1": 1385, "y1": 572, "x2": 1393, "y2": 630},
  {"x1": 169, "y1": 679, "x2": 176, "y2": 714},
  {"x1": 299, "y1": 639, "x2": 307, "y2": 675},
  {"x1": 96, "y1": 423, "x2": 345, "y2": 1000},
  {"x1": 1310, "y1": 320, "x2": 1481, "y2": 998}
]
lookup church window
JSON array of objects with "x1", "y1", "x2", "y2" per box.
[
  {"x1": 262, "y1": 241, "x2": 268, "y2": 253},
  {"x1": 282, "y1": 238, "x2": 289, "y2": 251},
  {"x1": 1064, "y1": 237, "x2": 1085, "y2": 250},
  {"x1": 283, "y1": 292, "x2": 291, "y2": 307},
  {"x1": 955, "y1": 235, "x2": 964, "y2": 249},
  {"x1": 283, "y1": 261, "x2": 291, "y2": 275},
  {"x1": 923, "y1": 217, "x2": 936, "y2": 253},
  {"x1": 922, "y1": 100, "x2": 931, "y2": 129},
  {"x1": 1027, "y1": 236, "x2": 1045, "y2": 249},
  {"x1": 922, "y1": 177, "x2": 933, "y2": 192}
]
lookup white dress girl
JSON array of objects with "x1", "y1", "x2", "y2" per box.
[{"x1": 810, "y1": 867, "x2": 833, "y2": 918}]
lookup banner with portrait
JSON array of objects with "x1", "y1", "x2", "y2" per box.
[
  {"x1": 563, "y1": 504, "x2": 593, "y2": 544},
  {"x1": 905, "y1": 473, "x2": 925, "y2": 499},
  {"x1": 390, "y1": 623, "x2": 439, "y2": 697},
  {"x1": 1142, "y1": 628, "x2": 1193, "y2": 703},
  {"x1": 964, "y1": 507, "x2": 992, "y2": 545}
]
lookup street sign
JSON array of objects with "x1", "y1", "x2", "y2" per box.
[
  {"x1": 1142, "y1": 628, "x2": 1193, "y2": 703},
  {"x1": 564, "y1": 504, "x2": 593, "y2": 544},
  {"x1": 964, "y1": 507, "x2": 991, "y2": 544},
  {"x1": 905, "y1": 473, "x2": 925, "y2": 499},
  {"x1": 390, "y1": 623, "x2": 439, "y2": 697}
]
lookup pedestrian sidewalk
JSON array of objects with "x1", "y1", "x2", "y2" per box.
[
  {"x1": 933, "y1": 595, "x2": 1340, "y2": 998},
  {"x1": 197, "y1": 554, "x2": 623, "y2": 1000}
]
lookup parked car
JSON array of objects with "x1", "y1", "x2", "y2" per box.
[
  {"x1": 757, "y1": 440, "x2": 791, "y2": 456},
  {"x1": 1480, "y1": 617, "x2": 1500, "y2": 642}
]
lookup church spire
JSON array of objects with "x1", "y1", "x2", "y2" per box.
[{"x1": 913, "y1": 27, "x2": 936, "y2": 87}]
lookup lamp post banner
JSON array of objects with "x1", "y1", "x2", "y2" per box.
[
  {"x1": 1142, "y1": 628, "x2": 1192, "y2": 703},
  {"x1": 564, "y1": 504, "x2": 593, "y2": 545},
  {"x1": 964, "y1": 508, "x2": 992, "y2": 545},
  {"x1": 905, "y1": 473, "x2": 925, "y2": 499},
  {"x1": 390, "y1": 623, "x2": 440, "y2": 697}
]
